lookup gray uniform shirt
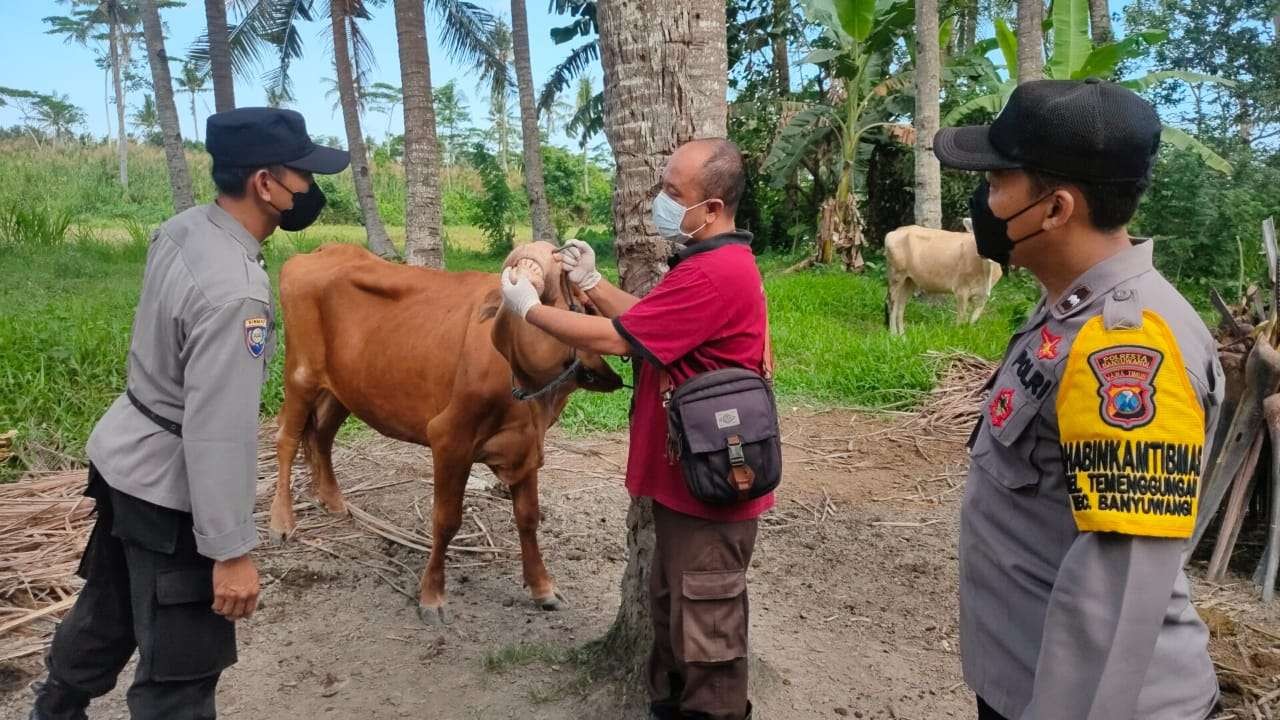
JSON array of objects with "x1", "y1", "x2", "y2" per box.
[
  {"x1": 87, "y1": 203, "x2": 276, "y2": 562},
  {"x1": 961, "y1": 240, "x2": 1223, "y2": 720}
]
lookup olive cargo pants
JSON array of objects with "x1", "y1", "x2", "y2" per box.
[{"x1": 647, "y1": 502, "x2": 757, "y2": 720}]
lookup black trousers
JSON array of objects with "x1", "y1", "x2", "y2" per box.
[
  {"x1": 44, "y1": 467, "x2": 236, "y2": 720},
  {"x1": 978, "y1": 697, "x2": 1010, "y2": 720}
]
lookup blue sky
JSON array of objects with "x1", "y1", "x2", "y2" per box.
[{"x1": 0, "y1": 1, "x2": 594, "y2": 149}]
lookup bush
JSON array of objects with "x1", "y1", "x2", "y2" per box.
[
  {"x1": 470, "y1": 143, "x2": 515, "y2": 256},
  {"x1": 1134, "y1": 145, "x2": 1280, "y2": 304},
  {"x1": 0, "y1": 203, "x2": 72, "y2": 246}
]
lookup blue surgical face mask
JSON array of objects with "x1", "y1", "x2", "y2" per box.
[{"x1": 652, "y1": 191, "x2": 709, "y2": 240}]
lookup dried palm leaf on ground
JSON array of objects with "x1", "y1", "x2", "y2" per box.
[
  {"x1": 0, "y1": 430, "x2": 16, "y2": 464},
  {"x1": 0, "y1": 471, "x2": 93, "y2": 662},
  {"x1": 897, "y1": 351, "x2": 997, "y2": 443}
]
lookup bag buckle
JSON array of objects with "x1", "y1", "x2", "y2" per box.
[{"x1": 727, "y1": 435, "x2": 746, "y2": 467}]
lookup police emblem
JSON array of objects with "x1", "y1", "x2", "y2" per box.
[
  {"x1": 1087, "y1": 345, "x2": 1163, "y2": 429},
  {"x1": 989, "y1": 388, "x2": 1015, "y2": 427},
  {"x1": 244, "y1": 317, "x2": 269, "y2": 358},
  {"x1": 1037, "y1": 327, "x2": 1062, "y2": 360}
]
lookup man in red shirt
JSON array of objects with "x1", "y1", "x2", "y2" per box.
[{"x1": 501, "y1": 138, "x2": 771, "y2": 720}]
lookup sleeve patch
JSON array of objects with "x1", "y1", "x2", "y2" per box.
[
  {"x1": 1057, "y1": 311, "x2": 1205, "y2": 538},
  {"x1": 244, "y1": 317, "x2": 268, "y2": 358}
]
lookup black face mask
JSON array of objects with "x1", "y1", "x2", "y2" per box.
[
  {"x1": 268, "y1": 175, "x2": 326, "y2": 232},
  {"x1": 968, "y1": 180, "x2": 1053, "y2": 267}
]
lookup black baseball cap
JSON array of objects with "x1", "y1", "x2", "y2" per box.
[
  {"x1": 934, "y1": 79, "x2": 1162, "y2": 183},
  {"x1": 206, "y1": 107, "x2": 349, "y2": 174}
]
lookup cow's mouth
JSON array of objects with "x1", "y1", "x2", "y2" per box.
[{"x1": 576, "y1": 362, "x2": 624, "y2": 393}]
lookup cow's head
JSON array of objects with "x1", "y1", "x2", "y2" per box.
[{"x1": 492, "y1": 242, "x2": 625, "y2": 398}]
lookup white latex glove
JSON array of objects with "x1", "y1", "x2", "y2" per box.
[
  {"x1": 500, "y1": 267, "x2": 542, "y2": 319},
  {"x1": 558, "y1": 239, "x2": 602, "y2": 291}
]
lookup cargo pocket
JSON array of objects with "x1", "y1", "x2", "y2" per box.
[
  {"x1": 150, "y1": 568, "x2": 237, "y2": 681},
  {"x1": 681, "y1": 570, "x2": 748, "y2": 664},
  {"x1": 969, "y1": 386, "x2": 1046, "y2": 491}
]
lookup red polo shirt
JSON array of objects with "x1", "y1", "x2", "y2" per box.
[{"x1": 613, "y1": 232, "x2": 775, "y2": 522}]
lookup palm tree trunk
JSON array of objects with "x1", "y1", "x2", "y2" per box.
[
  {"x1": 1087, "y1": 0, "x2": 1113, "y2": 45},
  {"x1": 498, "y1": 106, "x2": 510, "y2": 173},
  {"x1": 139, "y1": 0, "x2": 195, "y2": 212},
  {"x1": 191, "y1": 93, "x2": 200, "y2": 143},
  {"x1": 595, "y1": 0, "x2": 728, "y2": 672},
  {"x1": 771, "y1": 0, "x2": 790, "y2": 94},
  {"x1": 914, "y1": 0, "x2": 942, "y2": 228},
  {"x1": 109, "y1": 21, "x2": 129, "y2": 190},
  {"x1": 582, "y1": 142, "x2": 588, "y2": 195},
  {"x1": 103, "y1": 65, "x2": 112, "y2": 140},
  {"x1": 393, "y1": 0, "x2": 445, "y2": 268},
  {"x1": 510, "y1": 0, "x2": 556, "y2": 243},
  {"x1": 204, "y1": 0, "x2": 236, "y2": 112},
  {"x1": 330, "y1": 1, "x2": 398, "y2": 259},
  {"x1": 1016, "y1": 0, "x2": 1045, "y2": 83},
  {"x1": 964, "y1": 1, "x2": 978, "y2": 51}
]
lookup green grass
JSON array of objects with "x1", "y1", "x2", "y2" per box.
[
  {"x1": 0, "y1": 220, "x2": 1040, "y2": 477},
  {"x1": 480, "y1": 641, "x2": 600, "y2": 704}
]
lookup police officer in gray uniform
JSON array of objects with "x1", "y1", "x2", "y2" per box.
[
  {"x1": 934, "y1": 80, "x2": 1223, "y2": 720},
  {"x1": 29, "y1": 108, "x2": 348, "y2": 720}
]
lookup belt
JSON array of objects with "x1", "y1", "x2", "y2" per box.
[{"x1": 126, "y1": 389, "x2": 183, "y2": 438}]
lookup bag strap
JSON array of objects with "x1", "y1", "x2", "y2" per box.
[{"x1": 659, "y1": 302, "x2": 774, "y2": 404}]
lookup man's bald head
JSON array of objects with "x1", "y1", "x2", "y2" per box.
[{"x1": 667, "y1": 138, "x2": 746, "y2": 215}]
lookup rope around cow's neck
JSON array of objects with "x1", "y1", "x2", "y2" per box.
[{"x1": 511, "y1": 269, "x2": 588, "y2": 402}]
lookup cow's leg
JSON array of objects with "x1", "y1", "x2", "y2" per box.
[
  {"x1": 269, "y1": 382, "x2": 318, "y2": 545},
  {"x1": 955, "y1": 290, "x2": 971, "y2": 325},
  {"x1": 307, "y1": 391, "x2": 351, "y2": 515},
  {"x1": 417, "y1": 443, "x2": 470, "y2": 625},
  {"x1": 500, "y1": 467, "x2": 563, "y2": 611},
  {"x1": 968, "y1": 292, "x2": 990, "y2": 324},
  {"x1": 888, "y1": 276, "x2": 912, "y2": 335}
]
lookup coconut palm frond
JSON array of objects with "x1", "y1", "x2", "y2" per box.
[
  {"x1": 537, "y1": 38, "x2": 598, "y2": 115},
  {"x1": 566, "y1": 90, "x2": 603, "y2": 140}
]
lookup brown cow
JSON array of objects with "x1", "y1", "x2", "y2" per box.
[{"x1": 267, "y1": 242, "x2": 623, "y2": 624}]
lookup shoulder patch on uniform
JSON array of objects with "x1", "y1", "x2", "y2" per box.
[
  {"x1": 1056, "y1": 310, "x2": 1205, "y2": 538},
  {"x1": 1088, "y1": 345, "x2": 1162, "y2": 429},
  {"x1": 244, "y1": 317, "x2": 268, "y2": 358},
  {"x1": 1036, "y1": 327, "x2": 1062, "y2": 360}
]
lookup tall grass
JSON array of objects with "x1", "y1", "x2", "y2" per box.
[{"x1": 0, "y1": 139, "x2": 481, "y2": 229}]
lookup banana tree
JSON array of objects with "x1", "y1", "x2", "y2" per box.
[
  {"x1": 764, "y1": 0, "x2": 917, "y2": 270},
  {"x1": 944, "y1": 0, "x2": 1235, "y2": 175}
]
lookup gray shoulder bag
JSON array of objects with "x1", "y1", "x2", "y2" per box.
[{"x1": 660, "y1": 317, "x2": 782, "y2": 505}]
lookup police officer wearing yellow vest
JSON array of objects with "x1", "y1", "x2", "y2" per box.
[
  {"x1": 29, "y1": 108, "x2": 348, "y2": 720},
  {"x1": 934, "y1": 79, "x2": 1223, "y2": 720}
]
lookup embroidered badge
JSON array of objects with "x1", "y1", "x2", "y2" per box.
[
  {"x1": 989, "y1": 388, "x2": 1015, "y2": 428},
  {"x1": 1056, "y1": 286, "x2": 1092, "y2": 314},
  {"x1": 1037, "y1": 327, "x2": 1062, "y2": 360},
  {"x1": 1088, "y1": 345, "x2": 1163, "y2": 429},
  {"x1": 244, "y1": 317, "x2": 268, "y2": 359}
]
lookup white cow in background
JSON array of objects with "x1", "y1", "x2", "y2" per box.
[{"x1": 884, "y1": 219, "x2": 1003, "y2": 335}]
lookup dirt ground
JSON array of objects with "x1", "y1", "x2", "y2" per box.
[{"x1": 3, "y1": 407, "x2": 1279, "y2": 720}]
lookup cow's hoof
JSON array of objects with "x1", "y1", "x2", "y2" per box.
[
  {"x1": 417, "y1": 604, "x2": 450, "y2": 626},
  {"x1": 268, "y1": 528, "x2": 291, "y2": 547},
  {"x1": 534, "y1": 591, "x2": 568, "y2": 611}
]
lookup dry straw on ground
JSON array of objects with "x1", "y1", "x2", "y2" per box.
[{"x1": 0, "y1": 471, "x2": 93, "y2": 664}]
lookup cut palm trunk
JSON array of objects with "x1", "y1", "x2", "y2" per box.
[
  {"x1": 1257, "y1": 394, "x2": 1280, "y2": 602},
  {"x1": 1207, "y1": 432, "x2": 1264, "y2": 582},
  {"x1": 1193, "y1": 335, "x2": 1280, "y2": 551}
]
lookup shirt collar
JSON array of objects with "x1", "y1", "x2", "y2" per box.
[
  {"x1": 204, "y1": 202, "x2": 264, "y2": 261},
  {"x1": 1049, "y1": 238, "x2": 1154, "y2": 320},
  {"x1": 669, "y1": 230, "x2": 753, "y2": 268}
]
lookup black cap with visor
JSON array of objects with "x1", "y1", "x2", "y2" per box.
[
  {"x1": 933, "y1": 78, "x2": 1162, "y2": 183},
  {"x1": 206, "y1": 107, "x2": 349, "y2": 174}
]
